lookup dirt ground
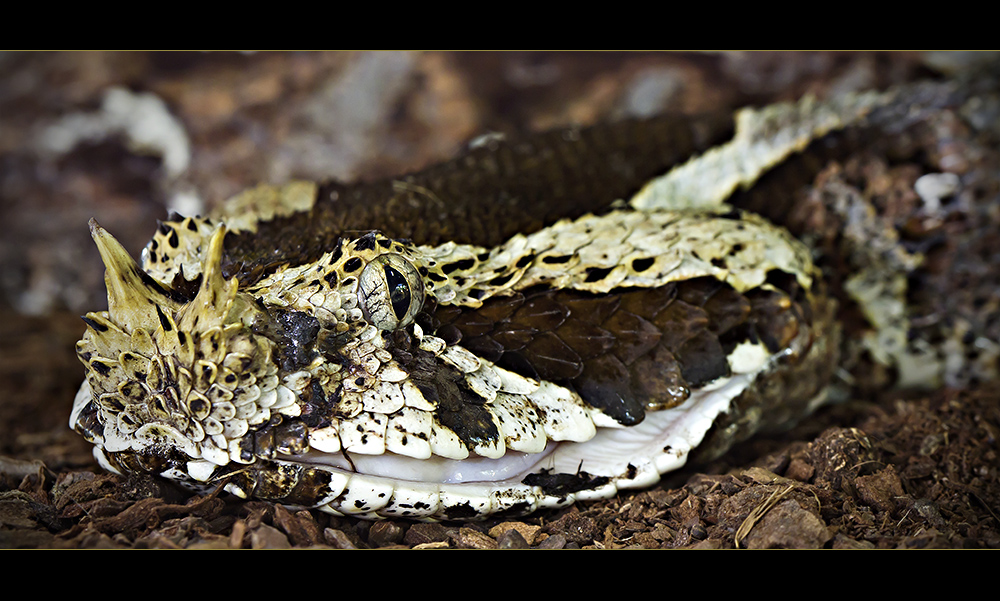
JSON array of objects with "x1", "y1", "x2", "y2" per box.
[{"x1": 2, "y1": 51, "x2": 998, "y2": 548}]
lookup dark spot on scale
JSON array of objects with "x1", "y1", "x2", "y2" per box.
[
  {"x1": 355, "y1": 377, "x2": 365, "y2": 386},
  {"x1": 489, "y1": 272, "x2": 515, "y2": 287},
  {"x1": 711, "y1": 257, "x2": 726, "y2": 268},
  {"x1": 324, "y1": 272, "x2": 338, "y2": 286},
  {"x1": 522, "y1": 469, "x2": 611, "y2": 496},
  {"x1": 355, "y1": 233, "x2": 378, "y2": 252},
  {"x1": 478, "y1": 252, "x2": 491, "y2": 262},
  {"x1": 584, "y1": 266, "x2": 614, "y2": 283},
  {"x1": 344, "y1": 257, "x2": 363, "y2": 273},
  {"x1": 155, "y1": 305, "x2": 173, "y2": 331},
  {"x1": 427, "y1": 272, "x2": 446, "y2": 282},
  {"x1": 732, "y1": 243, "x2": 744, "y2": 253},
  {"x1": 441, "y1": 258, "x2": 475, "y2": 274},
  {"x1": 178, "y1": 331, "x2": 187, "y2": 345},
  {"x1": 542, "y1": 254, "x2": 572, "y2": 265},
  {"x1": 186, "y1": 219, "x2": 198, "y2": 232},
  {"x1": 418, "y1": 266, "x2": 428, "y2": 276},
  {"x1": 168, "y1": 228, "x2": 179, "y2": 248},
  {"x1": 377, "y1": 238, "x2": 392, "y2": 248},
  {"x1": 90, "y1": 359, "x2": 112, "y2": 377},
  {"x1": 81, "y1": 316, "x2": 108, "y2": 332},
  {"x1": 631, "y1": 257, "x2": 655, "y2": 272},
  {"x1": 515, "y1": 254, "x2": 535, "y2": 269},
  {"x1": 329, "y1": 245, "x2": 343, "y2": 264},
  {"x1": 354, "y1": 499, "x2": 367, "y2": 509},
  {"x1": 468, "y1": 288, "x2": 486, "y2": 300}
]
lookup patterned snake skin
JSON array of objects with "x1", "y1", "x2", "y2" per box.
[{"x1": 70, "y1": 80, "x2": 973, "y2": 520}]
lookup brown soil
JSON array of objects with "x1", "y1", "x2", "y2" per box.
[{"x1": 2, "y1": 51, "x2": 998, "y2": 548}]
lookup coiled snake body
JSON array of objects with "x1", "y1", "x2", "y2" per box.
[{"x1": 71, "y1": 83, "x2": 966, "y2": 520}]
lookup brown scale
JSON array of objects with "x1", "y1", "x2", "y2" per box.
[
  {"x1": 220, "y1": 113, "x2": 735, "y2": 285},
  {"x1": 428, "y1": 274, "x2": 813, "y2": 427}
]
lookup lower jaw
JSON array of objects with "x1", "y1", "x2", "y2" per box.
[
  {"x1": 87, "y1": 372, "x2": 756, "y2": 519},
  {"x1": 246, "y1": 372, "x2": 757, "y2": 519}
]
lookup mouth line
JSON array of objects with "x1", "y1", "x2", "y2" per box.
[
  {"x1": 288, "y1": 443, "x2": 560, "y2": 487},
  {"x1": 273, "y1": 372, "x2": 755, "y2": 490}
]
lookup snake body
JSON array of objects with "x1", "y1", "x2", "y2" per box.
[{"x1": 71, "y1": 83, "x2": 957, "y2": 520}]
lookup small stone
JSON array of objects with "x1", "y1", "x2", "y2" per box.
[
  {"x1": 451, "y1": 526, "x2": 497, "y2": 549},
  {"x1": 854, "y1": 466, "x2": 905, "y2": 515},
  {"x1": 785, "y1": 457, "x2": 815, "y2": 482},
  {"x1": 497, "y1": 528, "x2": 530, "y2": 549},
  {"x1": 323, "y1": 528, "x2": 359, "y2": 549},
  {"x1": 403, "y1": 522, "x2": 451, "y2": 546},
  {"x1": 488, "y1": 521, "x2": 541, "y2": 545},
  {"x1": 536, "y1": 533, "x2": 567, "y2": 549},
  {"x1": 742, "y1": 499, "x2": 832, "y2": 549},
  {"x1": 368, "y1": 520, "x2": 405, "y2": 547},
  {"x1": 250, "y1": 523, "x2": 291, "y2": 549}
]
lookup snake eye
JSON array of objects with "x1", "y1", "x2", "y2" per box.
[{"x1": 357, "y1": 253, "x2": 425, "y2": 330}]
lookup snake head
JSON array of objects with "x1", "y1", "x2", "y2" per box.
[{"x1": 73, "y1": 220, "x2": 291, "y2": 481}]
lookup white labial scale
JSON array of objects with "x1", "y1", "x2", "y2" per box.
[
  {"x1": 333, "y1": 474, "x2": 396, "y2": 515},
  {"x1": 470, "y1": 411, "x2": 506, "y2": 459},
  {"x1": 384, "y1": 406, "x2": 434, "y2": 460},
  {"x1": 429, "y1": 421, "x2": 470, "y2": 460},
  {"x1": 401, "y1": 380, "x2": 436, "y2": 412},
  {"x1": 378, "y1": 481, "x2": 443, "y2": 518},
  {"x1": 491, "y1": 392, "x2": 547, "y2": 453},
  {"x1": 308, "y1": 423, "x2": 341, "y2": 453},
  {"x1": 436, "y1": 486, "x2": 496, "y2": 517},
  {"x1": 338, "y1": 411, "x2": 388, "y2": 455},
  {"x1": 526, "y1": 380, "x2": 597, "y2": 442}
]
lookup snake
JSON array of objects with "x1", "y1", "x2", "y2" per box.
[{"x1": 69, "y1": 81, "x2": 967, "y2": 520}]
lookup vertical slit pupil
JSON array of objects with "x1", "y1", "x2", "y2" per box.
[{"x1": 383, "y1": 265, "x2": 411, "y2": 320}]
